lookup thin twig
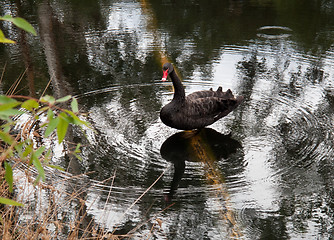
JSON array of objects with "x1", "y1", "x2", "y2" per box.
[
  {"x1": 110, "y1": 167, "x2": 169, "y2": 238},
  {"x1": 103, "y1": 169, "x2": 116, "y2": 211},
  {"x1": 124, "y1": 168, "x2": 167, "y2": 214},
  {"x1": 125, "y1": 202, "x2": 175, "y2": 238},
  {"x1": 41, "y1": 75, "x2": 53, "y2": 98},
  {"x1": 7, "y1": 68, "x2": 27, "y2": 96},
  {"x1": 0, "y1": 62, "x2": 7, "y2": 85}
]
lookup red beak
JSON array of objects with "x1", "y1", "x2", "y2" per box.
[{"x1": 162, "y1": 69, "x2": 169, "y2": 81}]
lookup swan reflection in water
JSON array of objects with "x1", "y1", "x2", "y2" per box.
[{"x1": 160, "y1": 128, "x2": 242, "y2": 202}]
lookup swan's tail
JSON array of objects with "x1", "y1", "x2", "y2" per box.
[{"x1": 214, "y1": 95, "x2": 244, "y2": 121}]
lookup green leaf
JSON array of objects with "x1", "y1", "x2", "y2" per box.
[
  {"x1": 0, "y1": 197, "x2": 24, "y2": 206},
  {"x1": 0, "y1": 96, "x2": 20, "y2": 111},
  {"x1": 0, "y1": 95, "x2": 18, "y2": 104},
  {"x1": 0, "y1": 15, "x2": 13, "y2": 21},
  {"x1": 31, "y1": 146, "x2": 46, "y2": 182},
  {"x1": 36, "y1": 106, "x2": 49, "y2": 115},
  {"x1": 0, "y1": 109, "x2": 25, "y2": 120},
  {"x1": 56, "y1": 95, "x2": 71, "y2": 103},
  {"x1": 4, "y1": 162, "x2": 13, "y2": 193},
  {"x1": 57, "y1": 113, "x2": 69, "y2": 143},
  {"x1": 44, "y1": 149, "x2": 52, "y2": 163},
  {"x1": 0, "y1": 29, "x2": 16, "y2": 44},
  {"x1": 1, "y1": 122, "x2": 12, "y2": 132},
  {"x1": 21, "y1": 99, "x2": 39, "y2": 111},
  {"x1": 44, "y1": 116, "x2": 59, "y2": 137},
  {"x1": 23, "y1": 143, "x2": 33, "y2": 159},
  {"x1": 47, "y1": 109, "x2": 54, "y2": 121},
  {"x1": 46, "y1": 164, "x2": 65, "y2": 171},
  {"x1": 0, "y1": 15, "x2": 37, "y2": 36},
  {"x1": 32, "y1": 154, "x2": 45, "y2": 181},
  {"x1": 64, "y1": 110, "x2": 83, "y2": 125},
  {"x1": 65, "y1": 109, "x2": 90, "y2": 128},
  {"x1": 73, "y1": 153, "x2": 83, "y2": 161},
  {"x1": 34, "y1": 175, "x2": 41, "y2": 185},
  {"x1": 71, "y1": 98, "x2": 79, "y2": 113},
  {"x1": 60, "y1": 112, "x2": 75, "y2": 123},
  {"x1": 0, "y1": 96, "x2": 23, "y2": 117},
  {"x1": 1, "y1": 148, "x2": 13, "y2": 158},
  {"x1": 14, "y1": 140, "x2": 26, "y2": 156},
  {"x1": 0, "y1": 102, "x2": 21, "y2": 111},
  {"x1": 35, "y1": 146, "x2": 46, "y2": 157},
  {"x1": 75, "y1": 143, "x2": 81, "y2": 153},
  {"x1": 0, "y1": 131, "x2": 14, "y2": 145},
  {"x1": 40, "y1": 95, "x2": 55, "y2": 104}
]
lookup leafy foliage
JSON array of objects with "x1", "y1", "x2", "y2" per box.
[
  {"x1": 0, "y1": 16, "x2": 84, "y2": 206},
  {"x1": 0, "y1": 197, "x2": 24, "y2": 206},
  {"x1": 0, "y1": 94, "x2": 88, "y2": 205},
  {"x1": 0, "y1": 14, "x2": 36, "y2": 44}
]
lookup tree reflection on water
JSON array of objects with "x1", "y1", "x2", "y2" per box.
[{"x1": 0, "y1": 0, "x2": 333, "y2": 239}]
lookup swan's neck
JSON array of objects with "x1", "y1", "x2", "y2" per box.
[{"x1": 170, "y1": 70, "x2": 185, "y2": 101}]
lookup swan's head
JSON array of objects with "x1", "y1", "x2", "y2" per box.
[{"x1": 162, "y1": 62, "x2": 174, "y2": 81}]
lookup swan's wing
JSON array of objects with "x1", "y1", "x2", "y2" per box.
[
  {"x1": 185, "y1": 97, "x2": 227, "y2": 118},
  {"x1": 187, "y1": 90, "x2": 216, "y2": 100},
  {"x1": 186, "y1": 87, "x2": 234, "y2": 100},
  {"x1": 186, "y1": 95, "x2": 244, "y2": 120},
  {"x1": 213, "y1": 96, "x2": 244, "y2": 120}
]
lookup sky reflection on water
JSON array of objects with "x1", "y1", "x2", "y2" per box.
[{"x1": 1, "y1": 0, "x2": 334, "y2": 239}]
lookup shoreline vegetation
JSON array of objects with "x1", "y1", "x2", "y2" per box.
[
  {"x1": 0, "y1": 87, "x2": 168, "y2": 239},
  {"x1": 0, "y1": 15, "x2": 109, "y2": 239},
  {"x1": 1, "y1": 14, "x2": 168, "y2": 239}
]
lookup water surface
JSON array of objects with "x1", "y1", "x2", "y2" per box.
[{"x1": 1, "y1": 0, "x2": 333, "y2": 239}]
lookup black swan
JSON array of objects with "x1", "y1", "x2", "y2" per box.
[{"x1": 160, "y1": 62, "x2": 244, "y2": 130}]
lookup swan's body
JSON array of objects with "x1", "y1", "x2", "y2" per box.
[{"x1": 160, "y1": 63, "x2": 244, "y2": 130}]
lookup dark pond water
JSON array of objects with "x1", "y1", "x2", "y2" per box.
[{"x1": 1, "y1": 0, "x2": 334, "y2": 239}]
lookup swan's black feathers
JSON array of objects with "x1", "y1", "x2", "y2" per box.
[
  {"x1": 160, "y1": 63, "x2": 244, "y2": 130},
  {"x1": 187, "y1": 87, "x2": 233, "y2": 100}
]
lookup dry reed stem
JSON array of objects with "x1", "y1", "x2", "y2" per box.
[
  {"x1": 1, "y1": 170, "x2": 92, "y2": 239},
  {"x1": 6, "y1": 68, "x2": 27, "y2": 96},
  {"x1": 1, "y1": 89, "x2": 169, "y2": 239},
  {"x1": 0, "y1": 62, "x2": 7, "y2": 84},
  {"x1": 1, "y1": 164, "x2": 171, "y2": 239},
  {"x1": 40, "y1": 76, "x2": 53, "y2": 98},
  {"x1": 124, "y1": 168, "x2": 167, "y2": 215},
  {"x1": 125, "y1": 202, "x2": 174, "y2": 239}
]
